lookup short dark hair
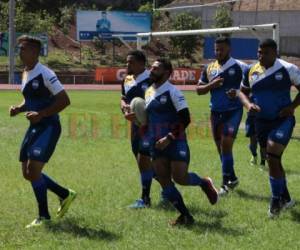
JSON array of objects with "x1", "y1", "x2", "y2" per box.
[
  {"x1": 259, "y1": 38, "x2": 277, "y2": 51},
  {"x1": 215, "y1": 37, "x2": 231, "y2": 46},
  {"x1": 156, "y1": 58, "x2": 173, "y2": 75},
  {"x1": 127, "y1": 50, "x2": 147, "y2": 65},
  {"x1": 17, "y1": 35, "x2": 42, "y2": 52}
]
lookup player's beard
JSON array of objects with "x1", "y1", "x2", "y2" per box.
[{"x1": 150, "y1": 72, "x2": 164, "y2": 84}]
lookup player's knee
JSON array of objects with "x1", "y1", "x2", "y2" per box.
[{"x1": 25, "y1": 164, "x2": 42, "y2": 181}]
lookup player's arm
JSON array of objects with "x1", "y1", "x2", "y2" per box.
[
  {"x1": 238, "y1": 85, "x2": 260, "y2": 113},
  {"x1": 279, "y1": 65, "x2": 300, "y2": 117},
  {"x1": 196, "y1": 65, "x2": 223, "y2": 95},
  {"x1": 120, "y1": 82, "x2": 130, "y2": 114},
  {"x1": 168, "y1": 108, "x2": 191, "y2": 140},
  {"x1": 9, "y1": 99, "x2": 26, "y2": 117},
  {"x1": 155, "y1": 89, "x2": 189, "y2": 150},
  {"x1": 196, "y1": 77, "x2": 224, "y2": 95},
  {"x1": 26, "y1": 70, "x2": 70, "y2": 124},
  {"x1": 26, "y1": 90, "x2": 70, "y2": 124},
  {"x1": 120, "y1": 81, "x2": 135, "y2": 122}
]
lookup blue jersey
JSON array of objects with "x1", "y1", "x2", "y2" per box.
[
  {"x1": 21, "y1": 62, "x2": 64, "y2": 123},
  {"x1": 242, "y1": 59, "x2": 300, "y2": 120},
  {"x1": 145, "y1": 81, "x2": 188, "y2": 141},
  {"x1": 121, "y1": 70, "x2": 151, "y2": 104},
  {"x1": 199, "y1": 57, "x2": 247, "y2": 112}
]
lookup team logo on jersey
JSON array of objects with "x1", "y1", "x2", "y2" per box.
[
  {"x1": 250, "y1": 72, "x2": 260, "y2": 82},
  {"x1": 32, "y1": 80, "x2": 39, "y2": 89},
  {"x1": 160, "y1": 95, "x2": 167, "y2": 104},
  {"x1": 228, "y1": 68, "x2": 236, "y2": 76},
  {"x1": 276, "y1": 130, "x2": 284, "y2": 139},
  {"x1": 32, "y1": 147, "x2": 42, "y2": 156},
  {"x1": 228, "y1": 126, "x2": 235, "y2": 134},
  {"x1": 143, "y1": 141, "x2": 150, "y2": 147},
  {"x1": 275, "y1": 72, "x2": 283, "y2": 81},
  {"x1": 179, "y1": 150, "x2": 187, "y2": 157},
  {"x1": 210, "y1": 69, "x2": 218, "y2": 78}
]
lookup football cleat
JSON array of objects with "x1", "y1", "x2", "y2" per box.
[
  {"x1": 281, "y1": 198, "x2": 296, "y2": 210},
  {"x1": 250, "y1": 156, "x2": 257, "y2": 165},
  {"x1": 268, "y1": 197, "x2": 281, "y2": 218},
  {"x1": 218, "y1": 185, "x2": 229, "y2": 196},
  {"x1": 201, "y1": 177, "x2": 219, "y2": 205},
  {"x1": 227, "y1": 178, "x2": 239, "y2": 190},
  {"x1": 56, "y1": 189, "x2": 77, "y2": 218},
  {"x1": 169, "y1": 214, "x2": 195, "y2": 227},
  {"x1": 128, "y1": 198, "x2": 150, "y2": 209},
  {"x1": 25, "y1": 217, "x2": 50, "y2": 229}
]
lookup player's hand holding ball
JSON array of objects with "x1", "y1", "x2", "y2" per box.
[{"x1": 247, "y1": 103, "x2": 261, "y2": 113}]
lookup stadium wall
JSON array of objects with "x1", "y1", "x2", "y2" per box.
[{"x1": 167, "y1": 7, "x2": 300, "y2": 56}]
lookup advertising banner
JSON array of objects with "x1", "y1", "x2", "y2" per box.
[
  {"x1": 95, "y1": 67, "x2": 202, "y2": 84},
  {"x1": 77, "y1": 11, "x2": 151, "y2": 41}
]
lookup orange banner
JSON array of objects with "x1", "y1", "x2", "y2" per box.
[{"x1": 95, "y1": 67, "x2": 203, "y2": 84}]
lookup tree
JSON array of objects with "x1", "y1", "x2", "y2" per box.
[
  {"x1": 214, "y1": 5, "x2": 233, "y2": 28},
  {"x1": 170, "y1": 12, "x2": 201, "y2": 61},
  {"x1": 0, "y1": 1, "x2": 55, "y2": 34}
]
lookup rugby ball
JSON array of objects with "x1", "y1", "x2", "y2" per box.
[{"x1": 130, "y1": 97, "x2": 147, "y2": 126}]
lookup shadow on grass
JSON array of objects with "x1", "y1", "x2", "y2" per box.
[
  {"x1": 284, "y1": 168, "x2": 300, "y2": 176},
  {"x1": 187, "y1": 206, "x2": 228, "y2": 219},
  {"x1": 290, "y1": 209, "x2": 300, "y2": 223},
  {"x1": 191, "y1": 219, "x2": 246, "y2": 236},
  {"x1": 235, "y1": 189, "x2": 269, "y2": 203},
  {"x1": 46, "y1": 217, "x2": 120, "y2": 241}
]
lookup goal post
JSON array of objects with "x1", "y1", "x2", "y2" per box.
[{"x1": 136, "y1": 23, "x2": 280, "y2": 51}]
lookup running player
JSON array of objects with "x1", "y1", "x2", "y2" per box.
[
  {"x1": 10, "y1": 35, "x2": 76, "y2": 228},
  {"x1": 239, "y1": 38, "x2": 300, "y2": 217},
  {"x1": 120, "y1": 50, "x2": 154, "y2": 208},
  {"x1": 196, "y1": 37, "x2": 247, "y2": 195},
  {"x1": 146, "y1": 58, "x2": 218, "y2": 226}
]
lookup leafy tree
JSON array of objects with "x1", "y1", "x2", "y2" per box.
[
  {"x1": 0, "y1": 1, "x2": 55, "y2": 34},
  {"x1": 170, "y1": 12, "x2": 201, "y2": 60},
  {"x1": 214, "y1": 5, "x2": 233, "y2": 28}
]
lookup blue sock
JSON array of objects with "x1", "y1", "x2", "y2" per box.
[
  {"x1": 42, "y1": 174, "x2": 69, "y2": 200},
  {"x1": 31, "y1": 177, "x2": 50, "y2": 219},
  {"x1": 188, "y1": 172, "x2": 204, "y2": 186},
  {"x1": 162, "y1": 184, "x2": 190, "y2": 215},
  {"x1": 249, "y1": 144, "x2": 257, "y2": 157},
  {"x1": 222, "y1": 153, "x2": 236, "y2": 181},
  {"x1": 269, "y1": 176, "x2": 284, "y2": 199},
  {"x1": 141, "y1": 170, "x2": 153, "y2": 200}
]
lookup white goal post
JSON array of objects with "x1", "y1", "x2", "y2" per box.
[{"x1": 136, "y1": 23, "x2": 280, "y2": 51}]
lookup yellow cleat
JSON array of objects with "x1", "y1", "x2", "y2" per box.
[
  {"x1": 250, "y1": 156, "x2": 257, "y2": 165},
  {"x1": 56, "y1": 189, "x2": 77, "y2": 219}
]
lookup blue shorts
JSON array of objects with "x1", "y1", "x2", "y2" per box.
[
  {"x1": 131, "y1": 123, "x2": 151, "y2": 157},
  {"x1": 151, "y1": 140, "x2": 190, "y2": 164},
  {"x1": 255, "y1": 116, "x2": 295, "y2": 148},
  {"x1": 19, "y1": 121, "x2": 61, "y2": 163},
  {"x1": 245, "y1": 112, "x2": 256, "y2": 137},
  {"x1": 210, "y1": 108, "x2": 243, "y2": 141}
]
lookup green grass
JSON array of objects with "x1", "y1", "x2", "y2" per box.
[{"x1": 0, "y1": 90, "x2": 300, "y2": 250}]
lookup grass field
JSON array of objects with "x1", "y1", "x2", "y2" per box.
[{"x1": 1, "y1": 90, "x2": 300, "y2": 250}]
